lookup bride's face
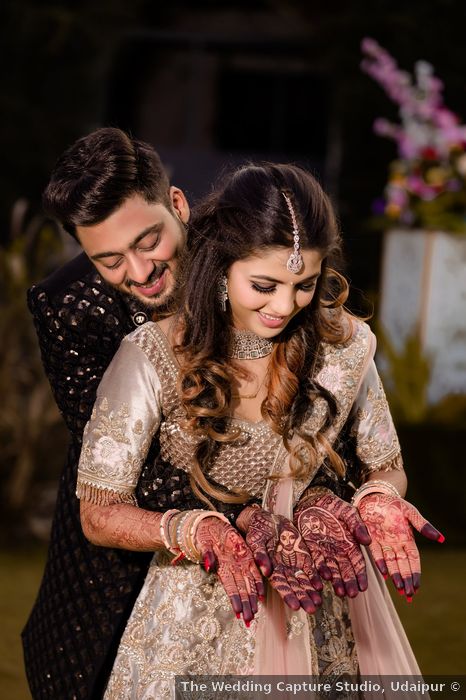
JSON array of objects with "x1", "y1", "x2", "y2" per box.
[{"x1": 226, "y1": 246, "x2": 322, "y2": 337}]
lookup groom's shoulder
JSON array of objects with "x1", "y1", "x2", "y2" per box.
[{"x1": 30, "y1": 253, "x2": 105, "y2": 300}]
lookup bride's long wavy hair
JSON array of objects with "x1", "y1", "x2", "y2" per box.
[{"x1": 174, "y1": 163, "x2": 352, "y2": 506}]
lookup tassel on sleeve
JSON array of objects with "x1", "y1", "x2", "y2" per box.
[{"x1": 76, "y1": 479, "x2": 138, "y2": 507}]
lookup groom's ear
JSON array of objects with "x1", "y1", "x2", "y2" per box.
[{"x1": 170, "y1": 186, "x2": 190, "y2": 223}]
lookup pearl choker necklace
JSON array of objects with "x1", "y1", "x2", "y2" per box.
[{"x1": 228, "y1": 329, "x2": 274, "y2": 360}]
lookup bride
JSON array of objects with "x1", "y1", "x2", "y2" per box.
[{"x1": 76, "y1": 162, "x2": 443, "y2": 698}]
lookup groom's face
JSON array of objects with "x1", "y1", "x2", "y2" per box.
[{"x1": 76, "y1": 188, "x2": 189, "y2": 311}]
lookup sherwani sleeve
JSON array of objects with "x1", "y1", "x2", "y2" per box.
[
  {"x1": 77, "y1": 337, "x2": 163, "y2": 505},
  {"x1": 350, "y1": 359, "x2": 404, "y2": 481},
  {"x1": 27, "y1": 280, "x2": 123, "y2": 445}
]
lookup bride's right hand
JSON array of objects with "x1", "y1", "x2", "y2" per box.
[{"x1": 195, "y1": 517, "x2": 265, "y2": 625}]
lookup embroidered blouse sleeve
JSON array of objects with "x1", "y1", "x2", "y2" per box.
[
  {"x1": 350, "y1": 359, "x2": 404, "y2": 480},
  {"x1": 77, "y1": 337, "x2": 163, "y2": 505}
]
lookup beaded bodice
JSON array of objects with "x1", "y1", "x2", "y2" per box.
[{"x1": 130, "y1": 324, "x2": 289, "y2": 499}]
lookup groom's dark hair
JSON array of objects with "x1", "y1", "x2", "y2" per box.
[{"x1": 43, "y1": 127, "x2": 170, "y2": 238}]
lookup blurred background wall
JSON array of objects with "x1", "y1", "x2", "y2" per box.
[{"x1": 1, "y1": 0, "x2": 465, "y2": 696}]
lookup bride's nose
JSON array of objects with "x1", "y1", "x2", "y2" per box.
[{"x1": 267, "y1": 288, "x2": 296, "y2": 316}]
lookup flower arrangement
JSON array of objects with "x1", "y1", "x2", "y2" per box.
[{"x1": 361, "y1": 37, "x2": 466, "y2": 232}]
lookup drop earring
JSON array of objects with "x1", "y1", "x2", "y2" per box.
[{"x1": 218, "y1": 275, "x2": 228, "y2": 311}]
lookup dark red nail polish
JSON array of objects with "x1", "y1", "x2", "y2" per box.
[
  {"x1": 235, "y1": 612, "x2": 241, "y2": 619},
  {"x1": 398, "y1": 589, "x2": 404, "y2": 596},
  {"x1": 407, "y1": 596, "x2": 413, "y2": 603},
  {"x1": 245, "y1": 620, "x2": 251, "y2": 628},
  {"x1": 438, "y1": 534, "x2": 445, "y2": 544}
]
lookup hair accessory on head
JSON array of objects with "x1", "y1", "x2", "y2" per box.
[
  {"x1": 282, "y1": 192, "x2": 304, "y2": 274},
  {"x1": 218, "y1": 275, "x2": 229, "y2": 311}
]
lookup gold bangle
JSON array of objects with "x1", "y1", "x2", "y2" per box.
[
  {"x1": 236, "y1": 503, "x2": 261, "y2": 532},
  {"x1": 363, "y1": 479, "x2": 401, "y2": 497},
  {"x1": 190, "y1": 511, "x2": 229, "y2": 549},
  {"x1": 351, "y1": 480, "x2": 401, "y2": 507}
]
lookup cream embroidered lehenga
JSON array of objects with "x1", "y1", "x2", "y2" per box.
[{"x1": 77, "y1": 318, "x2": 421, "y2": 699}]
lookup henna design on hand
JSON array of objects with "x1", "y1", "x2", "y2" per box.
[
  {"x1": 357, "y1": 492, "x2": 444, "y2": 599},
  {"x1": 195, "y1": 517, "x2": 264, "y2": 624},
  {"x1": 294, "y1": 491, "x2": 370, "y2": 598},
  {"x1": 246, "y1": 510, "x2": 321, "y2": 614}
]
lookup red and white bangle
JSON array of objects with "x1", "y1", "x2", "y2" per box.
[{"x1": 159, "y1": 509, "x2": 180, "y2": 553}]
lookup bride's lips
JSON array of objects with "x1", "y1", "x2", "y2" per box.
[
  {"x1": 257, "y1": 310, "x2": 286, "y2": 329},
  {"x1": 133, "y1": 269, "x2": 167, "y2": 297}
]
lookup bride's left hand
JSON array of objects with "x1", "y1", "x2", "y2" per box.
[{"x1": 357, "y1": 493, "x2": 444, "y2": 599}]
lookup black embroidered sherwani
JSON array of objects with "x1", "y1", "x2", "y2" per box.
[{"x1": 22, "y1": 253, "x2": 246, "y2": 700}]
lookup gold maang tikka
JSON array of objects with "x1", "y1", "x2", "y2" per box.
[{"x1": 282, "y1": 192, "x2": 304, "y2": 274}]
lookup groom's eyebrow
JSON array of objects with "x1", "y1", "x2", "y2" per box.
[{"x1": 91, "y1": 224, "x2": 163, "y2": 261}]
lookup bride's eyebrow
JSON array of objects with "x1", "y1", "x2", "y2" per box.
[{"x1": 250, "y1": 273, "x2": 320, "y2": 283}]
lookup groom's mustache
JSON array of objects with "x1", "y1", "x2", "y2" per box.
[{"x1": 125, "y1": 262, "x2": 168, "y2": 289}]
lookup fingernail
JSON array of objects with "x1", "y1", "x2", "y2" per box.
[
  {"x1": 406, "y1": 596, "x2": 413, "y2": 603},
  {"x1": 383, "y1": 574, "x2": 388, "y2": 580},
  {"x1": 437, "y1": 534, "x2": 445, "y2": 544},
  {"x1": 203, "y1": 556, "x2": 211, "y2": 572},
  {"x1": 235, "y1": 613, "x2": 241, "y2": 619},
  {"x1": 245, "y1": 620, "x2": 251, "y2": 628},
  {"x1": 259, "y1": 595, "x2": 266, "y2": 603},
  {"x1": 397, "y1": 589, "x2": 404, "y2": 596}
]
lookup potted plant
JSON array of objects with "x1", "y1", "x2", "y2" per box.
[{"x1": 361, "y1": 38, "x2": 466, "y2": 405}]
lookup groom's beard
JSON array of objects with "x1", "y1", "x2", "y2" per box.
[{"x1": 118, "y1": 248, "x2": 187, "y2": 317}]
